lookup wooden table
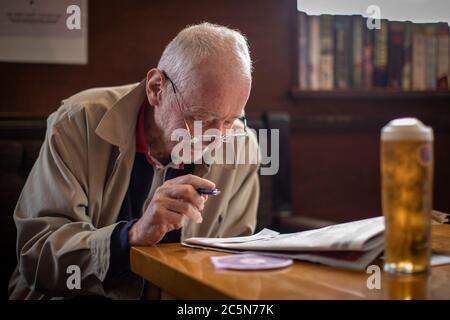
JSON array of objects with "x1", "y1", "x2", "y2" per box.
[{"x1": 130, "y1": 225, "x2": 450, "y2": 300}]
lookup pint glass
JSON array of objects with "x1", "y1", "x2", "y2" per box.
[{"x1": 381, "y1": 118, "x2": 433, "y2": 274}]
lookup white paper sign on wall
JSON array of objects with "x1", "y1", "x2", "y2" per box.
[{"x1": 0, "y1": 0, "x2": 88, "y2": 64}]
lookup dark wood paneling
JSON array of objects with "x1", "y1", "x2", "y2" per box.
[
  {"x1": 291, "y1": 130, "x2": 450, "y2": 223},
  {"x1": 0, "y1": 0, "x2": 296, "y2": 115},
  {"x1": 291, "y1": 133, "x2": 381, "y2": 222}
]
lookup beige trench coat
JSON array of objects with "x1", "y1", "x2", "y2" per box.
[{"x1": 8, "y1": 80, "x2": 260, "y2": 299}]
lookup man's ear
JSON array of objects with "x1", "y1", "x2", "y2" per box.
[{"x1": 146, "y1": 68, "x2": 164, "y2": 107}]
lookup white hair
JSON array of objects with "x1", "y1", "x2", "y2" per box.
[{"x1": 157, "y1": 22, "x2": 252, "y2": 95}]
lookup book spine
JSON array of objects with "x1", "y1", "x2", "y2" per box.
[
  {"x1": 373, "y1": 20, "x2": 388, "y2": 87},
  {"x1": 437, "y1": 23, "x2": 450, "y2": 90},
  {"x1": 309, "y1": 15, "x2": 320, "y2": 90},
  {"x1": 425, "y1": 24, "x2": 438, "y2": 90},
  {"x1": 334, "y1": 16, "x2": 352, "y2": 89},
  {"x1": 362, "y1": 18, "x2": 374, "y2": 88},
  {"x1": 352, "y1": 15, "x2": 364, "y2": 88},
  {"x1": 345, "y1": 17, "x2": 353, "y2": 88},
  {"x1": 412, "y1": 24, "x2": 427, "y2": 90},
  {"x1": 319, "y1": 15, "x2": 334, "y2": 90},
  {"x1": 387, "y1": 22, "x2": 405, "y2": 89},
  {"x1": 402, "y1": 22, "x2": 412, "y2": 91},
  {"x1": 298, "y1": 11, "x2": 309, "y2": 90}
]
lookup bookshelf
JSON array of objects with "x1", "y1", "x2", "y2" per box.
[
  {"x1": 294, "y1": 11, "x2": 450, "y2": 95},
  {"x1": 290, "y1": 88, "x2": 450, "y2": 100}
]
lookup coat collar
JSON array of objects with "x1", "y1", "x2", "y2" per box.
[{"x1": 95, "y1": 79, "x2": 146, "y2": 151}]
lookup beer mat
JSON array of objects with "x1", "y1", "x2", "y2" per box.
[{"x1": 210, "y1": 254, "x2": 293, "y2": 271}]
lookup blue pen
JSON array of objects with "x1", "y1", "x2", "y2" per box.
[{"x1": 196, "y1": 188, "x2": 221, "y2": 196}]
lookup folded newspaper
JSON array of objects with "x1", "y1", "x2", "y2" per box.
[
  {"x1": 432, "y1": 210, "x2": 450, "y2": 224},
  {"x1": 182, "y1": 217, "x2": 385, "y2": 270}
]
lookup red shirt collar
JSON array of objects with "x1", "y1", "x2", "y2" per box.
[{"x1": 135, "y1": 100, "x2": 184, "y2": 169}]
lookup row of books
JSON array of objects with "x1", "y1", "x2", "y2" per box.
[{"x1": 297, "y1": 12, "x2": 450, "y2": 91}]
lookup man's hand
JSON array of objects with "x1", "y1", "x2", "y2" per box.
[{"x1": 128, "y1": 174, "x2": 215, "y2": 246}]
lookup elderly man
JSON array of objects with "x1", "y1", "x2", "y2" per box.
[{"x1": 9, "y1": 23, "x2": 259, "y2": 299}]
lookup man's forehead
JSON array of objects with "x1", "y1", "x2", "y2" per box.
[
  {"x1": 191, "y1": 62, "x2": 250, "y2": 93},
  {"x1": 184, "y1": 81, "x2": 249, "y2": 118}
]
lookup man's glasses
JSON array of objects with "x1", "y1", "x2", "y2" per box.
[{"x1": 161, "y1": 70, "x2": 249, "y2": 144}]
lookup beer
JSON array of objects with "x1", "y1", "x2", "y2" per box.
[
  {"x1": 381, "y1": 118, "x2": 433, "y2": 274},
  {"x1": 384, "y1": 273, "x2": 429, "y2": 300}
]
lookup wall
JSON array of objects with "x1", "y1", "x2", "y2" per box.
[{"x1": 0, "y1": 0, "x2": 296, "y2": 115}]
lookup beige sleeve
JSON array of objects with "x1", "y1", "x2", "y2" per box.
[{"x1": 14, "y1": 111, "x2": 129, "y2": 298}]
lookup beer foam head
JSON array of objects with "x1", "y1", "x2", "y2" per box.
[{"x1": 381, "y1": 118, "x2": 433, "y2": 141}]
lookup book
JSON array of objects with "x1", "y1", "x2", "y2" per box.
[
  {"x1": 436, "y1": 23, "x2": 450, "y2": 90},
  {"x1": 412, "y1": 24, "x2": 427, "y2": 90},
  {"x1": 334, "y1": 15, "x2": 352, "y2": 89},
  {"x1": 362, "y1": 18, "x2": 375, "y2": 88},
  {"x1": 402, "y1": 21, "x2": 413, "y2": 90},
  {"x1": 387, "y1": 21, "x2": 405, "y2": 88},
  {"x1": 296, "y1": 12, "x2": 448, "y2": 92},
  {"x1": 352, "y1": 15, "x2": 364, "y2": 88},
  {"x1": 298, "y1": 11, "x2": 309, "y2": 90},
  {"x1": 184, "y1": 217, "x2": 385, "y2": 270},
  {"x1": 374, "y1": 19, "x2": 389, "y2": 87},
  {"x1": 308, "y1": 15, "x2": 320, "y2": 90},
  {"x1": 424, "y1": 24, "x2": 438, "y2": 90},
  {"x1": 319, "y1": 14, "x2": 334, "y2": 89}
]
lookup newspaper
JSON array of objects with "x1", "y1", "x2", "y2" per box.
[
  {"x1": 182, "y1": 217, "x2": 386, "y2": 270},
  {"x1": 188, "y1": 228, "x2": 279, "y2": 245},
  {"x1": 185, "y1": 217, "x2": 384, "y2": 252},
  {"x1": 432, "y1": 210, "x2": 450, "y2": 224}
]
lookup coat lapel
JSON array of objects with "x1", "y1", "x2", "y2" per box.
[
  {"x1": 94, "y1": 79, "x2": 146, "y2": 226},
  {"x1": 95, "y1": 79, "x2": 146, "y2": 151}
]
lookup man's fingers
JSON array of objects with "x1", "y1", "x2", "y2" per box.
[
  {"x1": 163, "y1": 198, "x2": 203, "y2": 223},
  {"x1": 156, "y1": 208, "x2": 186, "y2": 229},
  {"x1": 162, "y1": 184, "x2": 205, "y2": 210},
  {"x1": 165, "y1": 174, "x2": 215, "y2": 189}
]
